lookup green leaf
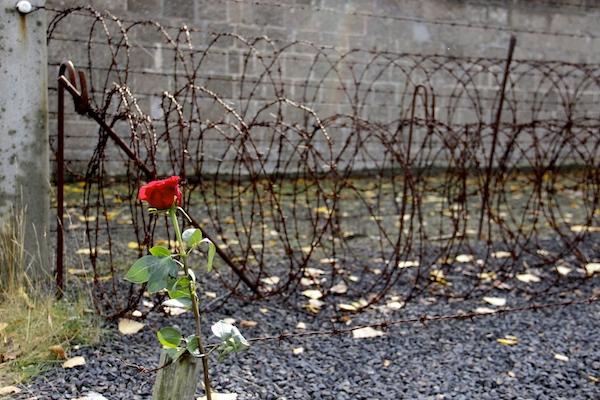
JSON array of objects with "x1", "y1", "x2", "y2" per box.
[
  {"x1": 143, "y1": 255, "x2": 180, "y2": 293},
  {"x1": 167, "y1": 277, "x2": 192, "y2": 299},
  {"x1": 162, "y1": 297, "x2": 192, "y2": 309},
  {"x1": 150, "y1": 246, "x2": 171, "y2": 258},
  {"x1": 165, "y1": 347, "x2": 186, "y2": 362},
  {"x1": 124, "y1": 256, "x2": 152, "y2": 284},
  {"x1": 157, "y1": 326, "x2": 182, "y2": 349},
  {"x1": 186, "y1": 335, "x2": 201, "y2": 357},
  {"x1": 182, "y1": 228, "x2": 203, "y2": 249},
  {"x1": 206, "y1": 241, "x2": 216, "y2": 272}
]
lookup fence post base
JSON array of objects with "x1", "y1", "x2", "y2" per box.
[{"x1": 152, "y1": 351, "x2": 202, "y2": 400}]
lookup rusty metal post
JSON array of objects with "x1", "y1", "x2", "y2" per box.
[
  {"x1": 477, "y1": 36, "x2": 516, "y2": 241},
  {"x1": 56, "y1": 69, "x2": 65, "y2": 297}
]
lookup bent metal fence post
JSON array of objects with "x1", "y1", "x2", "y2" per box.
[{"x1": 46, "y1": 6, "x2": 600, "y2": 318}]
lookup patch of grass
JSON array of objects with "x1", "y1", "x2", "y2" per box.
[
  {"x1": 0, "y1": 206, "x2": 103, "y2": 385},
  {"x1": 0, "y1": 291, "x2": 103, "y2": 385}
]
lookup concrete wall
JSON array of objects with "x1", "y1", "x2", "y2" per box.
[
  {"x1": 0, "y1": 0, "x2": 49, "y2": 271},
  {"x1": 44, "y1": 0, "x2": 600, "y2": 176}
]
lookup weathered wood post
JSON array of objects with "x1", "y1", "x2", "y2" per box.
[
  {"x1": 152, "y1": 351, "x2": 203, "y2": 400},
  {"x1": 0, "y1": 0, "x2": 49, "y2": 276}
]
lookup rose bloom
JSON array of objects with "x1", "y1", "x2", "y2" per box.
[{"x1": 138, "y1": 176, "x2": 182, "y2": 209}]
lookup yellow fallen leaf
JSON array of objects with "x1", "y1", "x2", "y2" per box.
[
  {"x1": 118, "y1": 318, "x2": 144, "y2": 335},
  {"x1": 570, "y1": 225, "x2": 600, "y2": 233},
  {"x1": 516, "y1": 273, "x2": 541, "y2": 283},
  {"x1": 205, "y1": 292, "x2": 217, "y2": 298},
  {"x1": 77, "y1": 215, "x2": 96, "y2": 222},
  {"x1": 68, "y1": 268, "x2": 89, "y2": 276},
  {"x1": 455, "y1": 254, "x2": 474, "y2": 263},
  {"x1": 127, "y1": 241, "x2": 141, "y2": 250},
  {"x1": 259, "y1": 308, "x2": 269, "y2": 314},
  {"x1": 352, "y1": 327, "x2": 386, "y2": 339},
  {"x1": 313, "y1": 206, "x2": 331, "y2": 215},
  {"x1": 383, "y1": 359, "x2": 391, "y2": 367},
  {"x1": 197, "y1": 393, "x2": 238, "y2": 400},
  {"x1": 492, "y1": 251, "x2": 511, "y2": 259},
  {"x1": 497, "y1": 335, "x2": 518, "y2": 346},
  {"x1": 0, "y1": 386, "x2": 21, "y2": 395},
  {"x1": 49, "y1": 345, "x2": 67, "y2": 360},
  {"x1": 554, "y1": 353, "x2": 569, "y2": 362},
  {"x1": 63, "y1": 356, "x2": 86, "y2": 368},
  {"x1": 585, "y1": 263, "x2": 600, "y2": 276},
  {"x1": 296, "y1": 322, "x2": 307, "y2": 329},
  {"x1": 339, "y1": 303, "x2": 359, "y2": 312},
  {"x1": 292, "y1": 347, "x2": 304, "y2": 355},
  {"x1": 240, "y1": 320, "x2": 257, "y2": 328},
  {"x1": 483, "y1": 297, "x2": 506, "y2": 307}
]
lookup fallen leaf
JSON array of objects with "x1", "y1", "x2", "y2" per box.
[
  {"x1": 455, "y1": 254, "x2": 474, "y2": 263},
  {"x1": 385, "y1": 301, "x2": 404, "y2": 310},
  {"x1": 292, "y1": 347, "x2": 304, "y2": 355},
  {"x1": 516, "y1": 273, "x2": 541, "y2": 283},
  {"x1": 570, "y1": 225, "x2": 600, "y2": 233},
  {"x1": 260, "y1": 276, "x2": 280, "y2": 286},
  {"x1": 197, "y1": 393, "x2": 238, "y2": 400},
  {"x1": 240, "y1": 320, "x2": 257, "y2": 328},
  {"x1": 492, "y1": 251, "x2": 511, "y2": 259},
  {"x1": 474, "y1": 307, "x2": 497, "y2": 314},
  {"x1": 483, "y1": 297, "x2": 506, "y2": 307},
  {"x1": 296, "y1": 322, "x2": 307, "y2": 329},
  {"x1": 304, "y1": 267, "x2": 325, "y2": 277},
  {"x1": 118, "y1": 318, "x2": 144, "y2": 335},
  {"x1": 330, "y1": 281, "x2": 348, "y2": 294},
  {"x1": 63, "y1": 356, "x2": 86, "y2": 368},
  {"x1": 554, "y1": 353, "x2": 569, "y2": 362},
  {"x1": 127, "y1": 241, "x2": 141, "y2": 250},
  {"x1": 339, "y1": 303, "x2": 359, "y2": 312},
  {"x1": 74, "y1": 392, "x2": 109, "y2": 400},
  {"x1": 397, "y1": 260, "x2": 419, "y2": 269},
  {"x1": 585, "y1": 263, "x2": 600, "y2": 276},
  {"x1": 205, "y1": 292, "x2": 217, "y2": 298},
  {"x1": 259, "y1": 308, "x2": 269, "y2": 314},
  {"x1": 132, "y1": 310, "x2": 143, "y2": 317},
  {"x1": 383, "y1": 359, "x2": 391, "y2": 367},
  {"x1": 49, "y1": 345, "x2": 67, "y2": 360},
  {"x1": 556, "y1": 265, "x2": 572, "y2": 276},
  {"x1": 319, "y1": 257, "x2": 337, "y2": 264},
  {"x1": 164, "y1": 307, "x2": 187, "y2": 316},
  {"x1": 0, "y1": 386, "x2": 21, "y2": 395},
  {"x1": 497, "y1": 335, "x2": 518, "y2": 346},
  {"x1": 0, "y1": 322, "x2": 7, "y2": 332},
  {"x1": 302, "y1": 289, "x2": 323, "y2": 300},
  {"x1": 352, "y1": 327, "x2": 386, "y2": 339}
]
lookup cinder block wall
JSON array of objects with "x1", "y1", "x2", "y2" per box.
[{"x1": 45, "y1": 0, "x2": 600, "y2": 176}]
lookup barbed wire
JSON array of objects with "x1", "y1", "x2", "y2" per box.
[{"x1": 47, "y1": 6, "x2": 600, "y2": 318}]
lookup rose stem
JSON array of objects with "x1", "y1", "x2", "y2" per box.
[{"x1": 169, "y1": 206, "x2": 213, "y2": 400}]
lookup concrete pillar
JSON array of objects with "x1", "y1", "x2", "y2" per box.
[{"x1": 0, "y1": 0, "x2": 49, "y2": 274}]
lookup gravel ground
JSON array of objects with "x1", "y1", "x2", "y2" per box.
[{"x1": 10, "y1": 274, "x2": 600, "y2": 400}]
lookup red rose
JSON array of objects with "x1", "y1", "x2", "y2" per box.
[{"x1": 138, "y1": 176, "x2": 182, "y2": 209}]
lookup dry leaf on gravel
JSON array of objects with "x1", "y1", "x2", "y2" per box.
[
  {"x1": 497, "y1": 335, "x2": 518, "y2": 346},
  {"x1": 352, "y1": 327, "x2": 385, "y2": 339},
  {"x1": 482, "y1": 297, "x2": 506, "y2": 307},
  {"x1": 197, "y1": 393, "x2": 238, "y2": 400},
  {"x1": 0, "y1": 386, "x2": 21, "y2": 395},
  {"x1": 63, "y1": 356, "x2": 86, "y2": 368},
  {"x1": 554, "y1": 353, "x2": 569, "y2": 362},
  {"x1": 118, "y1": 318, "x2": 145, "y2": 335},
  {"x1": 240, "y1": 320, "x2": 257, "y2": 328},
  {"x1": 516, "y1": 273, "x2": 541, "y2": 283},
  {"x1": 49, "y1": 345, "x2": 67, "y2": 360}
]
